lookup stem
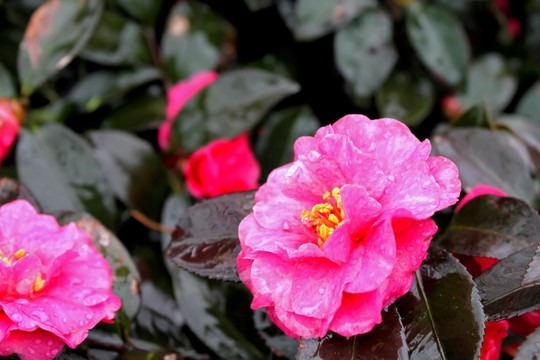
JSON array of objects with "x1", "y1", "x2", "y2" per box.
[{"x1": 131, "y1": 209, "x2": 173, "y2": 234}]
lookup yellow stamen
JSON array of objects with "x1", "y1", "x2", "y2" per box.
[
  {"x1": 32, "y1": 273, "x2": 45, "y2": 292},
  {"x1": 14, "y1": 249, "x2": 26, "y2": 259},
  {"x1": 2, "y1": 257, "x2": 8, "y2": 264},
  {"x1": 301, "y1": 187, "x2": 345, "y2": 247}
]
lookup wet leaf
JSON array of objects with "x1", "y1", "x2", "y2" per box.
[
  {"x1": 170, "y1": 68, "x2": 300, "y2": 154},
  {"x1": 514, "y1": 325, "x2": 540, "y2": 360},
  {"x1": 276, "y1": 0, "x2": 377, "y2": 41},
  {"x1": 254, "y1": 105, "x2": 319, "y2": 179},
  {"x1": 498, "y1": 115, "x2": 540, "y2": 178},
  {"x1": 0, "y1": 62, "x2": 16, "y2": 97},
  {"x1": 115, "y1": 0, "x2": 162, "y2": 25},
  {"x1": 102, "y1": 95, "x2": 166, "y2": 131},
  {"x1": 447, "y1": 195, "x2": 540, "y2": 259},
  {"x1": 17, "y1": 0, "x2": 104, "y2": 95},
  {"x1": 457, "y1": 53, "x2": 516, "y2": 115},
  {"x1": 56, "y1": 212, "x2": 142, "y2": 328},
  {"x1": 451, "y1": 103, "x2": 494, "y2": 129},
  {"x1": 406, "y1": 3, "x2": 469, "y2": 85},
  {"x1": 335, "y1": 8, "x2": 396, "y2": 99},
  {"x1": 253, "y1": 309, "x2": 298, "y2": 360},
  {"x1": 516, "y1": 81, "x2": 540, "y2": 124},
  {"x1": 431, "y1": 128, "x2": 535, "y2": 203},
  {"x1": 161, "y1": 1, "x2": 230, "y2": 82},
  {"x1": 0, "y1": 177, "x2": 40, "y2": 209},
  {"x1": 81, "y1": 10, "x2": 152, "y2": 65},
  {"x1": 166, "y1": 191, "x2": 255, "y2": 281},
  {"x1": 88, "y1": 130, "x2": 169, "y2": 221},
  {"x1": 16, "y1": 124, "x2": 117, "y2": 228},
  {"x1": 475, "y1": 243, "x2": 540, "y2": 321},
  {"x1": 297, "y1": 305, "x2": 408, "y2": 360},
  {"x1": 67, "y1": 67, "x2": 161, "y2": 112},
  {"x1": 376, "y1": 70, "x2": 434, "y2": 127},
  {"x1": 395, "y1": 248, "x2": 484, "y2": 359}
]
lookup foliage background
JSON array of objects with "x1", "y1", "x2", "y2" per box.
[{"x1": 2, "y1": 0, "x2": 540, "y2": 359}]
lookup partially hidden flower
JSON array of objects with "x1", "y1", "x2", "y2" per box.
[
  {"x1": 482, "y1": 321, "x2": 510, "y2": 360},
  {"x1": 0, "y1": 200, "x2": 121, "y2": 360},
  {"x1": 183, "y1": 133, "x2": 260, "y2": 198},
  {"x1": 0, "y1": 100, "x2": 21, "y2": 166},
  {"x1": 158, "y1": 71, "x2": 219, "y2": 151},
  {"x1": 237, "y1": 114, "x2": 461, "y2": 338}
]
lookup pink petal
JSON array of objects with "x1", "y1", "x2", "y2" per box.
[
  {"x1": 0, "y1": 328, "x2": 65, "y2": 360},
  {"x1": 455, "y1": 184, "x2": 506, "y2": 212},
  {"x1": 329, "y1": 291, "x2": 384, "y2": 337},
  {"x1": 427, "y1": 156, "x2": 462, "y2": 211}
]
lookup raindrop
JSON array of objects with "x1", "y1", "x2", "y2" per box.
[
  {"x1": 29, "y1": 349, "x2": 35, "y2": 354},
  {"x1": 86, "y1": 313, "x2": 93, "y2": 320},
  {"x1": 34, "y1": 339, "x2": 41, "y2": 345},
  {"x1": 78, "y1": 320, "x2": 84, "y2": 327},
  {"x1": 47, "y1": 340, "x2": 53, "y2": 347},
  {"x1": 282, "y1": 221, "x2": 290, "y2": 231},
  {"x1": 62, "y1": 317, "x2": 68, "y2": 323},
  {"x1": 10, "y1": 313, "x2": 22, "y2": 322},
  {"x1": 318, "y1": 288, "x2": 325, "y2": 295}
]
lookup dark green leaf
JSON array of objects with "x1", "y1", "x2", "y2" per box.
[
  {"x1": 255, "y1": 105, "x2": 319, "y2": 179},
  {"x1": 475, "y1": 244, "x2": 540, "y2": 321},
  {"x1": 516, "y1": 81, "x2": 540, "y2": 124},
  {"x1": 335, "y1": 8, "x2": 396, "y2": 99},
  {"x1": 56, "y1": 212, "x2": 142, "y2": 328},
  {"x1": 446, "y1": 195, "x2": 540, "y2": 259},
  {"x1": 67, "y1": 67, "x2": 161, "y2": 112},
  {"x1": 26, "y1": 99, "x2": 75, "y2": 124},
  {"x1": 0, "y1": 177, "x2": 40, "y2": 209},
  {"x1": 276, "y1": 0, "x2": 377, "y2": 41},
  {"x1": 16, "y1": 124, "x2": 117, "y2": 228},
  {"x1": 376, "y1": 70, "x2": 434, "y2": 127},
  {"x1": 102, "y1": 95, "x2": 166, "y2": 131},
  {"x1": 81, "y1": 10, "x2": 152, "y2": 65},
  {"x1": 395, "y1": 248, "x2": 484, "y2": 360},
  {"x1": 115, "y1": 0, "x2": 162, "y2": 25},
  {"x1": 17, "y1": 0, "x2": 104, "y2": 95},
  {"x1": 431, "y1": 128, "x2": 535, "y2": 203},
  {"x1": 457, "y1": 53, "x2": 516, "y2": 115},
  {"x1": 166, "y1": 191, "x2": 255, "y2": 281},
  {"x1": 170, "y1": 68, "x2": 300, "y2": 154},
  {"x1": 514, "y1": 325, "x2": 540, "y2": 360},
  {"x1": 161, "y1": 1, "x2": 230, "y2": 82},
  {"x1": 297, "y1": 305, "x2": 408, "y2": 360},
  {"x1": 451, "y1": 103, "x2": 494, "y2": 129},
  {"x1": 406, "y1": 3, "x2": 469, "y2": 85},
  {"x1": 88, "y1": 130, "x2": 169, "y2": 221},
  {"x1": 253, "y1": 309, "x2": 298, "y2": 360},
  {"x1": 244, "y1": 0, "x2": 273, "y2": 12},
  {"x1": 0, "y1": 62, "x2": 16, "y2": 97}
]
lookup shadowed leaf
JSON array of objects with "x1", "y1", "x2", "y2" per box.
[
  {"x1": 0, "y1": 177, "x2": 40, "y2": 209},
  {"x1": 514, "y1": 325, "x2": 540, "y2": 359},
  {"x1": 254, "y1": 309, "x2": 298, "y2": 360}
]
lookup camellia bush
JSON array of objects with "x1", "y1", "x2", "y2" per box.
[{"x1": 2, "y1": 0, "x2": 540, "y2": 359}]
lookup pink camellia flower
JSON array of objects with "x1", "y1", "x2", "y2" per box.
[
  {"x1": 183, "y1": 133, "x2": 260, "y2": 198},
  {"x1": 481, "y1": 321, "x2": 510, "y2": 360},
  {"x1": 158, "y1": 71, "x2": 219, "y2": 151},
  {"x1": 237, "y1": 114, "x2": 461, "y2": 338},
  {"x1": 0, "y1": 101, "x2": 21, "y2": 166},
  {"x1": 0, "y1": 200, "x2": 121, "y2": 360}
]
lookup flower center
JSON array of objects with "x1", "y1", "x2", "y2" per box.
[
  {"x1": 0, "y1": 248, "x2": 46, "y2": 294},
  {"x1": 301, "y1": 187, "x2": 345, "y2": 247}
]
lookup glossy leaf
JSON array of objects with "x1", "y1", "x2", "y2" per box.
[
  {"x1": 16, "y1": 124, "x2": 117, "y2": 228},
  {"x1": 170, "y1": 68, "x2": 300, "y2": 154},
  {"x1": 0, "y1": 62, "x2": 16, "y2": 97},
  {"x1": 276, "y1": 0, "x2": 377, "y2": 41},
  {"x1": 254, "y1": 105, "x2": 319, "y2": 179},
  {"x1": 406, "y1": 3, "x2": 469, "y2": 85},
  {"x1": 451, "y1": 103, "x2": 494, "y2": 129},
  {"x1": 81, "y1": 10, "x2": 152, "y2": 65},
  {"x1": 102, "y1": 95, "x2": 166, "y2": 131},
  {"x1": 166, "y1": 191, "x2": 255, "y2": 281},
  {"x1": 0, "y1": 177, "x2": 40, "y2": 209},
  {"x1": 17, "y1": 0, "x2": 104, "y2": 95},
  {"x1": 514, "y1": 325, "x2": 540, "y2": 360},
  {"x1": 335, "y1": 8, "x2": 396, "y2": 99},
  {"x1": 475, "y1": 244, "x2": 540, "y2": 321},
  {"x1": 88, "y1": 130, "x2": 169, "y2": 220},
  {"x1": 253, "y1": 309, "x2": 298, "y2": 360},
  {"x1": 516, "y1": 81, "x2": 540, "y2": 124},
  {"x1": 56, "y1": 212, "x2": 142, "y2": 328},
  {"x1": 447, "y1": 195, "x2": 540, "y2": 259},
  {"x1": 431, "y1": 128, "x2": 535, "y2": 203},
  {"x1": 395, "y1": 248, "x2": 484, "y2": 360},
  {"x1": 376, "y1": 70, "x2": 434, "y2": 127},
  {"x1": 67, "y1": 67, "x2": 161, "y2": 112},
  {"x1": 297, "y1": 305, "x2": 408, "y2": 360},
  {"x1": 457, "y1": 53, "x2": 516, "y2": 115},
  {"x1": 115, "y1": 0, "x2": 162, "y2": 25},
  {"x1": 161, "y1": 1, "x2": 230, "y2": 82},
  {"x1": 497, "y1": 115, "x2": 540, "y2": 177}
]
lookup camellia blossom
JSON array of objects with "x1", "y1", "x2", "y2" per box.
[
  {"x1": 0, "y1": 101, "x2": 21, "y2": 166},
  {"x1": 183, "y1": 133, "x2": 260, "y2": 198},
  {"x1": 158, "y1": 71, "x2": 219, "y2": 151},
  {"x1": 0, "y1": 200, "x2": 121, "y2": 360},
  {"x1": 237, "y1": 114, "x2": 461, "y2": 338}
]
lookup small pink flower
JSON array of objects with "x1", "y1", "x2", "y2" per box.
[
  {"x1": 237, "y1": 114, "x2": 461, "y2": 338},
  {"x1": 481, "y1": 321, "x2": 509, "y2": 360},
  {"x1": 0, "y1": 102, "x2": 20, "y2": 166},
  {"x1": 158, "y1": 71, "x2": 219, "y2": 151},
  {"x1": 0, "y1": 200, "x2": 121, "y2": 360},
  {"x1": 441, "y1": 95, "x2": 462, "y2": 120},
  {"x1": 183, "y1": 133, "x2": 260, "y2": 198}
]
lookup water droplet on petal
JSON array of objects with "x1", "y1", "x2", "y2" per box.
[
  {"x1": 86, "y1": 313, "x2": 93, "y2": 320},
  {"x1": 318, "y1": 288, "x2": 325, "y2": 295},
  {"x1": 47, "y1": 340, "x2": 53, "y2": 347},
  {"x1": 282, "y1": 221, "x2": 290, "y2": 231},
  {"x1": 34, "y1": 339, "x2": 41, "y2": 345},
  {"x1": 78, "y1": 320, "x2": 84, "y2": 327}
]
